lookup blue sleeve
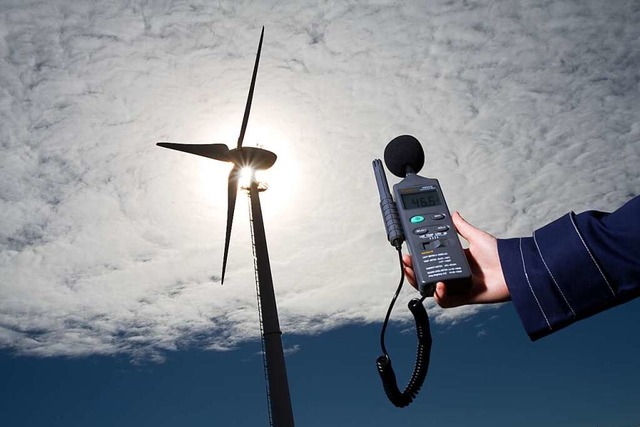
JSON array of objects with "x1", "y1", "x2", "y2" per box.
[{"x1": 497, "y1": 196, "x2": 640, "y2": 340}]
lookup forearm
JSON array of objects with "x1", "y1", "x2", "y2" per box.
[{"x1": 498, "y1": 196, "x2": 640, "y2": 340}]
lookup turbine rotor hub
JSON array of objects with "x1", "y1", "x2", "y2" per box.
[{"x1": 227, "y1": 147, "x2": 277, "y2": 170}]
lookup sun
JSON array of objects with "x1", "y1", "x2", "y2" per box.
[
  {"x1": 239, "y1": 166, "x2": 254, "y2": 188},
  {"x1": 239, "y1": 124, "x2": 300, "y2": 220},
  {"x1": 195, "y1": 121, "x2": 300, "y2": 220}
]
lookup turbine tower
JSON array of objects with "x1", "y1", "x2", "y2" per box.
[{"x1": 157, "y1": 27, "x2": 295, "y2": 427}]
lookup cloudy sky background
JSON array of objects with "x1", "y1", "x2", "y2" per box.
[{"x1": 1, "y1": 0, "x2": 639, "y2": 425}]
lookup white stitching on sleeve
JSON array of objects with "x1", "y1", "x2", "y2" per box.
[
  {"x1": 533, "y1": 232, "x2": 576, "y2": 317},
  {"x1": 569, "y1": 214, "x2": 616, "y2": 297},
  {"x1": 520, "y1": 238, "x2": 552, "y2": 331}
]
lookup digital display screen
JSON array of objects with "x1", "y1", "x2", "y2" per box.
[{"x1": 401, "y1": 189, "x2": 442, "y2": 210}]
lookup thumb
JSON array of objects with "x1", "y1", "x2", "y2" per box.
[{"x1": 451, "y1": 211, "x2": 482, "y2": 242}]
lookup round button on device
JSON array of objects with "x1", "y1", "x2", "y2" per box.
[
  {"x1": 435, "y1": 225, "x2": 450, "y2": 232},
  {"x1": 431, "y1": 213, "x2": 446, "y2": 220},
  {"x1": 410, "y1": 215, "x2": 425, "y2": 224}
]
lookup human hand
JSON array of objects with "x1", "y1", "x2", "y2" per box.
[{"x1": 402, "y1": 211, "x2": 510, "y2": 308}]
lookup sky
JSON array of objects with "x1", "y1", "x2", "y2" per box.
[{"x1": 1, "y1": 0, "x2": 639, "y2": 426}]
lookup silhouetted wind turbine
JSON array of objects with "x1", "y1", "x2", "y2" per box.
[{"x1": 157, "y1": 27, "x2": 295, "y2": 427}]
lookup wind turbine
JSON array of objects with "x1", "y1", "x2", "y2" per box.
[{"x1": 157, "y1": 27, "x2": 295, "y2": 427}]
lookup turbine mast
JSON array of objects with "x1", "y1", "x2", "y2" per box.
[{"x1": 248, "y1": 175, "x2": 295, "y2": 427}]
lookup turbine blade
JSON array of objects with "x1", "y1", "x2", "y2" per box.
[
  {"x1": 221, "y1": 164, "x2": 241, "y2": 284},
  {"x1": 236, "y1": 26, "x2": 264, "y2": 149},
  {"x1": 157, "y1": 142, "x2": 230, "y2": 162}
]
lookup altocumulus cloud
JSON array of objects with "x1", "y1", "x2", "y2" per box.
[{"x1": 1, "y1": 0, "x2": 638, "y2": 359}]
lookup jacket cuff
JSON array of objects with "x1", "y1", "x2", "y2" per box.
[{"x1": 498, "y1": 213, "x2": 616, "y2": 340}]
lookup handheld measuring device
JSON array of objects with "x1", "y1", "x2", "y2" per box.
[
  {"x1": 374, "y1": 135, "x2": 472, "y2": 296},
  {"x1": 373, "y1": 135, "x2": 471, "y2": 408}
]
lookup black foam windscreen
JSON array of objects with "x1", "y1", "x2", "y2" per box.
[{"x1": 384, "y1": 135, "x2": 425, "y2": 178}]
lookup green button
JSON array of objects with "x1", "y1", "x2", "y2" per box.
[{"x1": 410, "y1": 215, "x2": 425, "y2": 224}]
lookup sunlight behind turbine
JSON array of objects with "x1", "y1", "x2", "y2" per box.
[{"x1": 239, "y1": 166, "x2": 255, "y2": 188}]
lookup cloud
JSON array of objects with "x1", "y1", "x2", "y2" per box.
[{"x1": 1, "y1": 0, "x2": 638, "y2": 359}]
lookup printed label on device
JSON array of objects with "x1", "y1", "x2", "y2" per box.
[{"x1": 421, "y1": 251, "x2": 464, "y2": 278}]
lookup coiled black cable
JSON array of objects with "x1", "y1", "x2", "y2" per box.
[{"x1": 376, "y1": 247, "x2": 432, "y2": 408}]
